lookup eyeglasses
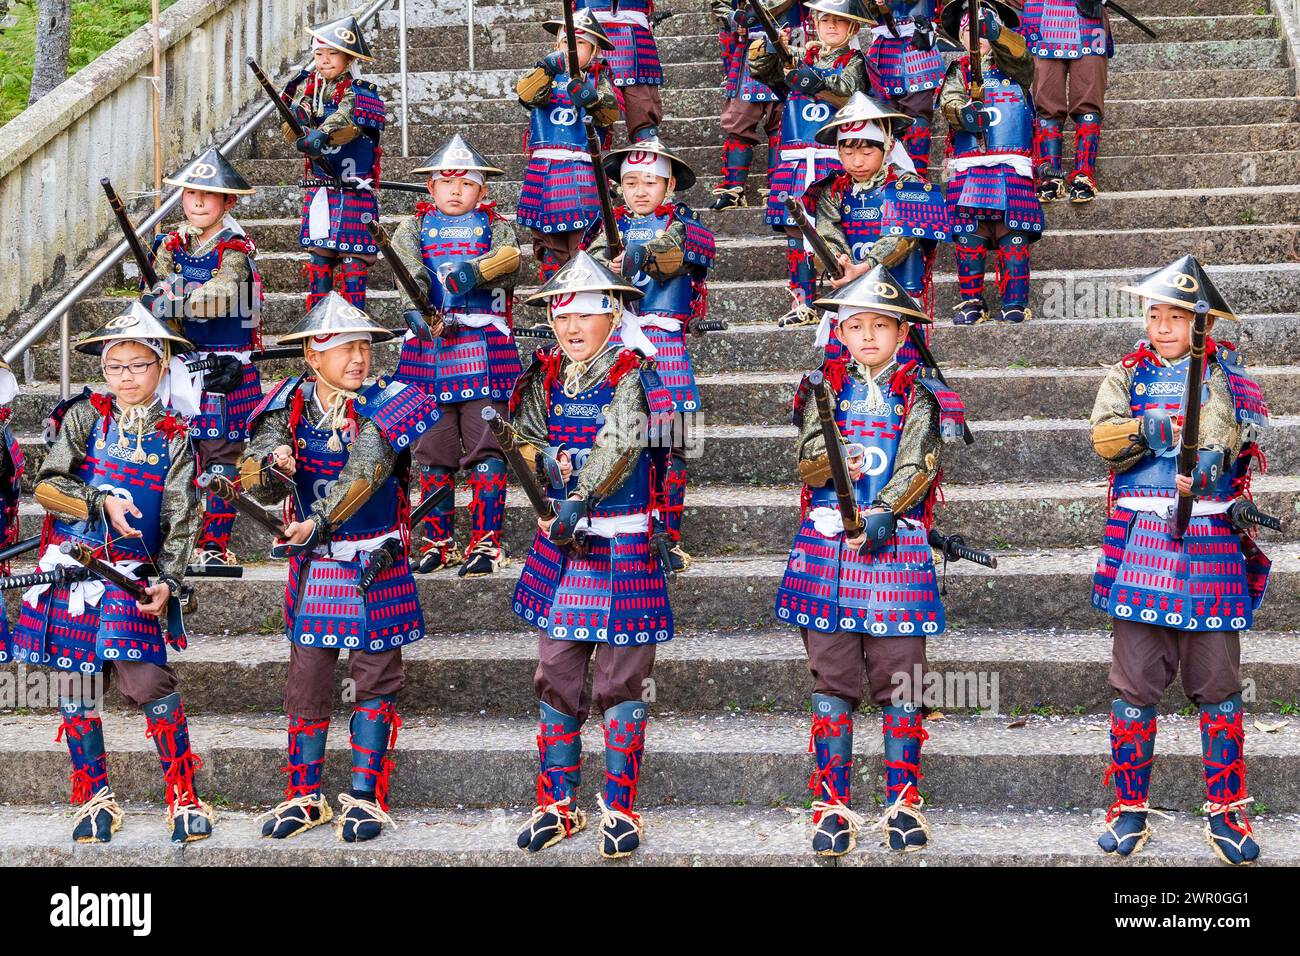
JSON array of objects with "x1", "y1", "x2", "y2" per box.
[{"x1": 102, "y1": 359, "x2": 160, "y2": 378}]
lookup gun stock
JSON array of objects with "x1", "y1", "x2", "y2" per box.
[
  {"x1": 246, "y1": 56, "x2": 306, "y2": 139},
  {"x1": 1172, "y1": 300, "x2": 1211, "y2": 537},
  {"x1": 58, "y1": 541, "x2": 150, "y2": 603},
  {"x1": 808, "y1": 371, "x2": 864, "y2": 537},
  {"x1": 365, "y1": 219, "x2": 438, "y2": 342},
  {"x1": 481, "y1": 407, "x2": 557, "y2": 521}
]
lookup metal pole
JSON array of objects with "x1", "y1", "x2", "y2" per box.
[
  {"x1": 399, "y1": 0, "x2": 410, "y2": 157},
  {"x1": 59, "y1": 313, "x2": 71, "y2": 399},
  {"x1": 468, "y1": 0, "x2": 476, "y2": 71},
  {"x1": 151, "y1": 0, "x2": 163, "y2": 210}
]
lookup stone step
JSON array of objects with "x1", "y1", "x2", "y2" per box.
[
  {"x1": 11, "y1": 413, "x2": 1299, "y2": 487},
  {"x1": 0, "y1": 710, "x2": 1297, "y2": 811},
  {"x1": 11, "y1": 463, "x2": 1297, "y2": 555},
  {"x1": 379, "y1": 0, "x2": 1276, "y2": 39},
  {"x1": 7, "y1": 627, "x2": 1293, "y2": 719},
  {"x1": 106, "y1": 221, "x2": 1300, "y2": 300},
  {"x1": 5, "y1": 547, "x2": 1297, "y2": 634},
  {"x1": 368, "y1": 16, "x2": 1284, "y2": 72},
  {"x1": 3, "y1": 804, "x2": 1295, "y2": 866},
  {"x1": 249, "y1": 92, "x2": 1299, "y2": 159},
  {"x1": 12, "y1": 362, "x2": 1300, "y2": 435}
]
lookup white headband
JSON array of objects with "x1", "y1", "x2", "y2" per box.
[
  {"x1": 309, "y1": 330, "x2": 372, "y2": 352},
  {"x1": 838, "y1": 120, "x2": 885, "y2": 145},
  {"x1": 0, "y1": 366, "x2": 15, "y2": 406},
  {"x1": 621, "y1": 152, "x2": 672, "y2": 181},
  {"x1": 550, "y1": 291, "x2": 616, "y2": 317},
  {"x1": 434, "y1": 168, "x2": 485, "y2": 186},
  {"x1": 104, "y1": 337, "x2": 165, "y2": 360}
]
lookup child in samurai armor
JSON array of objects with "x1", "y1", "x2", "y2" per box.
[
  {"x1": 863, "y1": 2, "x2": 947, "y2": 178},
  {"x1": 1089, "y1": 255, "x2": 1270, "y2": 866},
  {"x1": 1021, "y1": 0, "x2": 1111, "y2": 203},
  {"x1": 0, "y1": 305, "x2": 214, "y2": 844},
  {"x1": 516, "y1": 8, "x2": 621, "y2": 282},
  {"x1": 774, "y1": 265, "x2": 967, "y2": 857},
  {"x1": 142, "y1": 148, "x2": 263, "y2": 573},
  {"x1": 389, "y1": 135, "x2": 523, "y2": 577},
  {"x1": 805, "y1": 92, "x2": 949, "y2": 360},
  {"x1": 239, "y1": 293, "x2": 439, "y2": 843},
  {"x1": 938, "y1": 0, "x2": 1043, "y2": 325},
  {"x1": 749, "y1": 0, "x2": 873, "y2": 326},
  {"x1": 709, "y1": 0, "x2": 805, "y2": 211},
  {"x1": 577, "y1": 0, "x2": 665, "y2": 141},
  {"x1": 510, "y1": 252, "x2": 675, "y2": 859},
  {"x1": 587, "y1": 137, "x2": 715, "y2": 572},
  {"x1": 0, "y1": 361, "x2": 23, "y2": 652},
  {"x1": 279, "y1": 14, "x2": 385, "y2": 311}
]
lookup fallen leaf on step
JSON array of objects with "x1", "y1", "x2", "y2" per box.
[
  {"x1": 1007, "y1": 718, "x2": 1027, "y2": 729},
  {"x1": 927, "y1": 711, "x2": 946, "y2": 721},
  {"x1": 1253, "y1": 719, "x2": 1288, "y2": 734}
]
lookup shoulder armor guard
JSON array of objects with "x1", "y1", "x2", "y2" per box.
[
  {"x1": 354, "y1": 378, "x2": 439, "y2": 453},
  {"x1": 248, "y1": 375, "x2": 304, "y2": 427},
  {"x1": 674, "y1": 204, "x2": 716, "y2": 270},
  {"x1": 803, "y1": 171, "x2": 843, "y2": 212},
  {"x1": 638, "y1": 362, "x2": 676, "y2": 423},
  {"x1": 42, "y1": 387, "x2": 94, "y2": 447},
  {"x1": 1213, "y1": 345, "x2": 1269, "y2": 429},
  {"x1": 913, "y1": 371, "x2": 968, "y2": 445},
  {"x1": 350, "y1": 80, "x2": 386, "y2": 132}
]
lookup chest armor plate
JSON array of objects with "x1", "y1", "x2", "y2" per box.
[
  {"x1": 951, "y1": 66, "x2": 1034, "y2": 157},
  {"x1": 168, "y1": 234, "x2": 257, "y2": 347},
  {"x1": 840, "y1": 186, "x2": 928, "y2": 291},
  {"x1": 529, "y1": 74, "x2": 591, "y2": 150},
  {"x1": 53, "y1": 415, "x2": 173, "y2": 560},
  {"x1": 621, "y1": 210, "x2": 694, "y2": 318},
  {"x1": 418, "y1": 207, "x2": 501, "y2": 315},
  {"x1": 308, "y1": 95, "x2": 378, "y2": 182},
  {"x1": 293, "y1": 417, "x2": 401, "y2": 538},
  {"x1": 781, "y1": 66, "x2": 845, "y2": 145},
  {"x1": 808, "y1": 374, "x2": 908, "y2": 513},
  {"x1": 579, "y1": 0, "x2": 650, "y2": 11},
  {"x1": 546, "y1": 374, "x2": 652, "y2": 516}
]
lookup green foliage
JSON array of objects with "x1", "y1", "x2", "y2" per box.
[{"x1": 0, "y1": 0, "x2": 179, "y2": 126}]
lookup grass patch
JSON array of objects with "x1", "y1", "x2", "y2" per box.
[{"x1": 1, "y1": 0, "x2": 179, "y2": 126}]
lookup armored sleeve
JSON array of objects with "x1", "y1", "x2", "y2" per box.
[
  {"x1": 310, "y1": 417, "x2": 397, "y2": 534},
  {"x1": 511, "y1": 367, "x2": 551, "y2": 477},
  {"x1": 874, "y1": 388, "x2": 942, "y2": 514},
  {"x1": 239, "y1": 406, "x2": 296, "y2": 506},
  {"x1": 33, "y1": 401, "x2": 106, "y2": 522},
  {"x1": 815, "y1": 187, "x2": 852, "y2": 265},
  {"x1": 150, "y1": 237, "x2": 175, "y2": 282},
  {"x1": 576, "y1": 370, "x2": 650, "y2": 500},
  {"x1": 939, "y1": 60, "x2": 971, "y2": 127},
  {"x1": 796, "y1": 396, "x2": 831, "y2": 484},
  {"x1": 1202, "y1": 368, "x2": 1244, "y2": 462},
  {"x1": 991, "y1": 27, "x2": 1034, "y2": 90},
  {"x1": 517, "y1": 66, "x2": 555, "y2": 107},
  {"x1": 477, "y1": 216, "x2": 523, "y2": 292},
  {"x1": 391, "y1": 214, "x2": 431, "y2": 310},
  {"x1": 641, "y1": 219, "x2": 692, "y2": 281},
  {"x1": 590, "y1": 71, "x2": 621, "y2": 129},
  {"x1": 868, "y1": 173, "x2": 922, "y2": 270},
  {"x1": 586, "y1": 224, "x2": 615, "y2": 264},
  {"x1": 156, "y1": 433, "x2": 200, "y2": 581},
  {"x1": 1089, "y1": 363, "x2": 1144, "y2": 472},
  {"x1": 710, "y1": 0, "x2": 734, "y2": 25},
  {"x1": 748, "y1": 37, "x2": 788, "y2": 88},
  {"x1": 186, "y1": 247, "x2": 252, "y2": 319},
  {"x1": 317, "y1": 84, "x2": 362, "y2": 144},
  {"x1": 815, "y1": 51, "x2": 867, "y2": 108}
]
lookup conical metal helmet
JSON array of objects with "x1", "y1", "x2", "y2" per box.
[
  {"x1": 308, "y1": 14, "x2": 373, "y2": 61},
  {"x1": 542, "y1": 8, "x2": 616, "y2": 51},
  {"x1": 601, "y1": 136, "x2": 697, "y2": 191},
  {"x1": 163, "y1": 147, "x2": 255, "y2": 195},
  {"x1": 277, "y1": 291, "x2": 398, "y2": 347},
  {"x1": 523, "y1": 251, "x2": 643, "y2": 308},
  {"x1": 815, "y1": 91, "x2": 912, "y2": 147},
  {"x1": 814, "y1": 263, "x2": 931, "y2": 323},
  {"x1": 77, "y1": 301, "x2": 195, "y2": 355},
  {"x1": 412, "y1": 134, "x2": 505, "y2": 176},
  {"x1": 1120, "y1": 254, "x2": 1237, "y2": 321},
  {"x1": 805, "y1": 0, "x2": 873, "y2": 24}
]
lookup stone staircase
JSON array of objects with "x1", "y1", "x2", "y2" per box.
[{"x1": 2, "y1": 0, "x2": 1299, "y2": 864}]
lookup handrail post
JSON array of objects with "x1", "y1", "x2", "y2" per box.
[
  {"x1": 59, "y1": 313, "x2": 71, "y2": 400},
  {"x1": 468, "y1": 0, "x2": 476, "y2": 71},
  {"x1": 399, "y1": 0, "x2": 410, "y2": 157}
]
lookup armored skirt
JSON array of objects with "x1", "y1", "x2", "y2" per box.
[{"x1": 395, "y1": 326, "x2": 523, "y2": 404}]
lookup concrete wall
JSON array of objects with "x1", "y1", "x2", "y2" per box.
[{"x1": 0, "y1": 0, "x2": 355, "y2": 328}]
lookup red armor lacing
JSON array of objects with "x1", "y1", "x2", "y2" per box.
[
  {"x1": 350, "y1": 699, "x2": 402, "y2": 812},
  {"x1": 282, "y1": 716, "x2": 331, "y2": 800},
  {"x1": 603, "y1": 718, "x2": 645, "y2": 817},
  {"x1": 57, "y1": 714, "x2": 106, "y2": 804},
  {"x1": 1102, "y1": 716, "x2": 1157, "y2": 821},
  {"x1": 882, "y1": 712, "x2": 929, "y2": 805},
  {"x1": 144, "y1": 708, "x2": 203, "y2": 814},
  {"x1": 535, "y1": 721, "x2": 583, "y2": 835},
  {"x1": 807, "y1": 712, "x2": 852, "y2": 821},
  {"x1": 464, "y1": 469, "x2": 508, "y2": 554},
  {"x1": 1199, "y1": 711, "x2": 1253, "y2": 839}
]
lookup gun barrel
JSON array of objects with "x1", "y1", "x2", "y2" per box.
[
  {"x1": 247, "y1": 56, "x2": 306, "y2": 139},
  {"x1": 482, "y1": 407, "x2": 557, "y2": 520},
  {"x1": 101, "y1": 178, "x2": 160, "y2": 288}
]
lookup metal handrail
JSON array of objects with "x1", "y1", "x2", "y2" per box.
[{"x1": 3, "y1": 0, "x2": 407, "y2": 397}]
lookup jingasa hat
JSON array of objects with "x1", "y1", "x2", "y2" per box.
[
  {"x1": 278, "y1": 291, "x2": 398, "y2": 348},
  {"x1": 412, "y1": 134, "x2": 504, "y2": 177},
  {"x1": 1120, "y1": 254, "x2": 1238, "y2": 322},
  {"x1": 941, "y1": 0, "x2": 1021, "y2": 37},
  {"x1": 163, "y1": 147, "x2": 255, "y2": 196},
  {"x1": 815, "y1": 263, "x2": 930, "y2": 322},
  {"x1": 602, "y1": 136, "x2": 697, "y2": 191},
  {"x1": 523, "y1": 251, "x2": 643, "y2": 310},
  {"x1": 543, "y1": 8, "x2": 616, "y2": 51},
  {"x1": 77, "y1": 301, "x2": 194, "y2": 355},
  {"x1": 308, "y1": 14, "x2": 373, "y2": 61},
  {"x1": 805, "y1": 0, "x2": 873, "y2": 23},
  {"x1": 815, "y1": 92, "x2": 911, "y2": 147}
]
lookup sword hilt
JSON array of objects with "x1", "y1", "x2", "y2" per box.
[{"x1": 929, "y1": 531, "x2": 998, "y2": 568}]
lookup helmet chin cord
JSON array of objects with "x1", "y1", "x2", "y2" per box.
[
  {"x1": 552, "y1": 303, "x2": 622, "y2": 399},
  {"x1": 312, "y1": 367, "x2": 360, "y2": 452}
]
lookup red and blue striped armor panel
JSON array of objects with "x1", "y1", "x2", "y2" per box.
[
  {"x1": 394, "y1": 205, "x2": 521, "y2": 403},
  {"x1": 1022, "y1": 0, "x2": 1113, "y2": 59},
  {"x1": 1092, "y1": 347, "x2": 1271, "y2": 633},
  {"x1": 947, "y1": 61, "x2": 1044, "y2": 237},
  {"x1": 513, "y1": 354, "x2": 674, "y2": 645},
  {"x1": 839, "y1": 178, "x2": 949, "y2": 294},
  {"x1": 775, "y1": 366, "x2": 950, "y2": 636},
  {"x1": 9, "y1": 406, "x2": 178, "y2": 672},
  {"x1": 0, "y1": 422, "x2": 23, "y2": 654},
  {"x1": 518, "y1": 73, "x2": 602, "y2": 234},
  {"x1": 868, "y1": 2, "x2": 944, "y2": 96},
  {"x1": 151, "y1": 229, "x2": 264, "y2": 442},
  {"x1": 725, "y1": 2, "x2": 805, "y2": 101},
  {"x1": 577, "y1": 0, "x2": 663, "y2": 86},
  {"x1": 297, "y1": 79, "x2": 385, "y2": 255},
  {"x1": 279, "y1": 378, "x2": 435, "y2": 652},
  {"x1": 607, "y1": 204, "x2": 714, "y2": 412}
]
